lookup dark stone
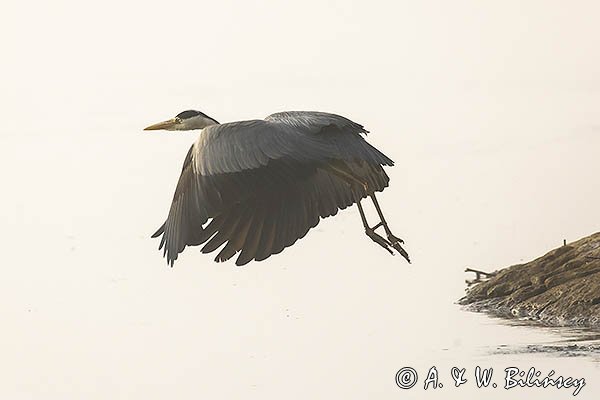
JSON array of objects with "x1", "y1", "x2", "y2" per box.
[{"x1": 459, "y1": 232, "x2": 600, "y2": 328}]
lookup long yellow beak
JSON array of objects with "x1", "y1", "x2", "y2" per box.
[{"x1": 144, "y1": 118, "x2": 178, "y2": 131}]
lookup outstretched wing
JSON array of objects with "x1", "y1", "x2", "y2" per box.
[
  {"x1": 194, "y1": 112, "x2": 393, "y2": 175},
  {"x1": 152, "y1": 111, "x2": 394, "y2": 266}
]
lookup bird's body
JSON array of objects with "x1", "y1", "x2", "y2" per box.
[{"x1": 145, "y1": 110, "x2": 409, "y2": 266}]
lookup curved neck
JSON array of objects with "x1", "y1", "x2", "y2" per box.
[{"x1": 186, "y1": 115, "x2": 220, "y2": 130}]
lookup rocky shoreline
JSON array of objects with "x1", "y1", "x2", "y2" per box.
[{"x1": 459, "y1": 232, "x2": 600, "y2": 328}]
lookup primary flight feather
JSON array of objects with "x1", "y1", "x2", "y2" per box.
[{"x1": 145, "y1": 110, "x2": 410, "y2": 266}]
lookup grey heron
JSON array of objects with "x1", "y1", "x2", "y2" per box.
[{"x1": 145, "y1": 110, "x2": 410, "y2": 266}]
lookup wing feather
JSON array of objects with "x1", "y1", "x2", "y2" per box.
[
  {"x1": 236, "y1": 204, "x2": 266, "y2": 266},
  {"x1": 193, "y1": 112, "x2": 393, "y2": 176},
  {"x1": 152, "y1": 111, "x2": 394, "y2": 266}
]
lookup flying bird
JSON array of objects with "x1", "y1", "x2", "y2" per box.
[{"x1": 145, "y1": 110, "x2": 410, "y2": 266}]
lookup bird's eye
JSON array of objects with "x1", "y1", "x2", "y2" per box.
[{"x1": 175, "y1": 117, "x2": 182, "y2": 123}]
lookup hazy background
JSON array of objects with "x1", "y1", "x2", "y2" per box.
[{"x1": 2, "y1": 0, "x2": 599, "y2": 398}]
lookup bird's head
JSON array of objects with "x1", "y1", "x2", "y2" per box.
[{"x1": 144, "y1": 110, "x2": 219, "y2": 131}]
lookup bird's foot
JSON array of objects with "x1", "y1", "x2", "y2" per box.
[
  {"x1": 362, "y1": 218, "x2": 411, "y2": 262},
  {"x1": 387, "y1": 233, "x2": 404, "y2": 244},
  {"x1": 385, "y1": 232, "x2": 410, "y2": 263},
  {"x1": 365, "y1": 228, "x2": 394, "y2": 255},
  {"x1": 391, "y1": 241, "x2": 411, "y2": 263}
]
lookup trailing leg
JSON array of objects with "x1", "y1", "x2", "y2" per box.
[
  {"x1": 356, "y1": 197, "x2": 393, "y2": 255},
  {"x1": 369, "y1": 193, "x2": 411, "y2": 263}
]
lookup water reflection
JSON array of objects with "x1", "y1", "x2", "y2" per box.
[{"x1": 473, "y1": 312, "x2": 600, "y2": 361}]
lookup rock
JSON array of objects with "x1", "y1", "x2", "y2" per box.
[{"x1": 459, "y1": 232, "x2": 600, "y2": 328}]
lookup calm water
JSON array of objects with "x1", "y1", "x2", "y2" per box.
[{"x1": 2, "y1": 89, "x2": 599, "y2": 399}]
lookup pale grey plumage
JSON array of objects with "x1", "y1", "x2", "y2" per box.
[
  {"x1": 148, "y1": 110, "x2": 405, "y2": 267},
  {"x1": 193, "y1": 112, "x2": 392, "y2": 176}
]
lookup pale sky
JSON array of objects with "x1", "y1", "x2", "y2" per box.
[{"x1": 1, "y1": 1, "x2": 600, "y2": 399}]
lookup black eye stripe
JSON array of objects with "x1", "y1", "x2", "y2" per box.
[
  {"x1": 174, "y1": 109, "x2": 219, "y2": 124},
  {"x1": 176, "y1": 110, "x2": 204, "y2": 119}
]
